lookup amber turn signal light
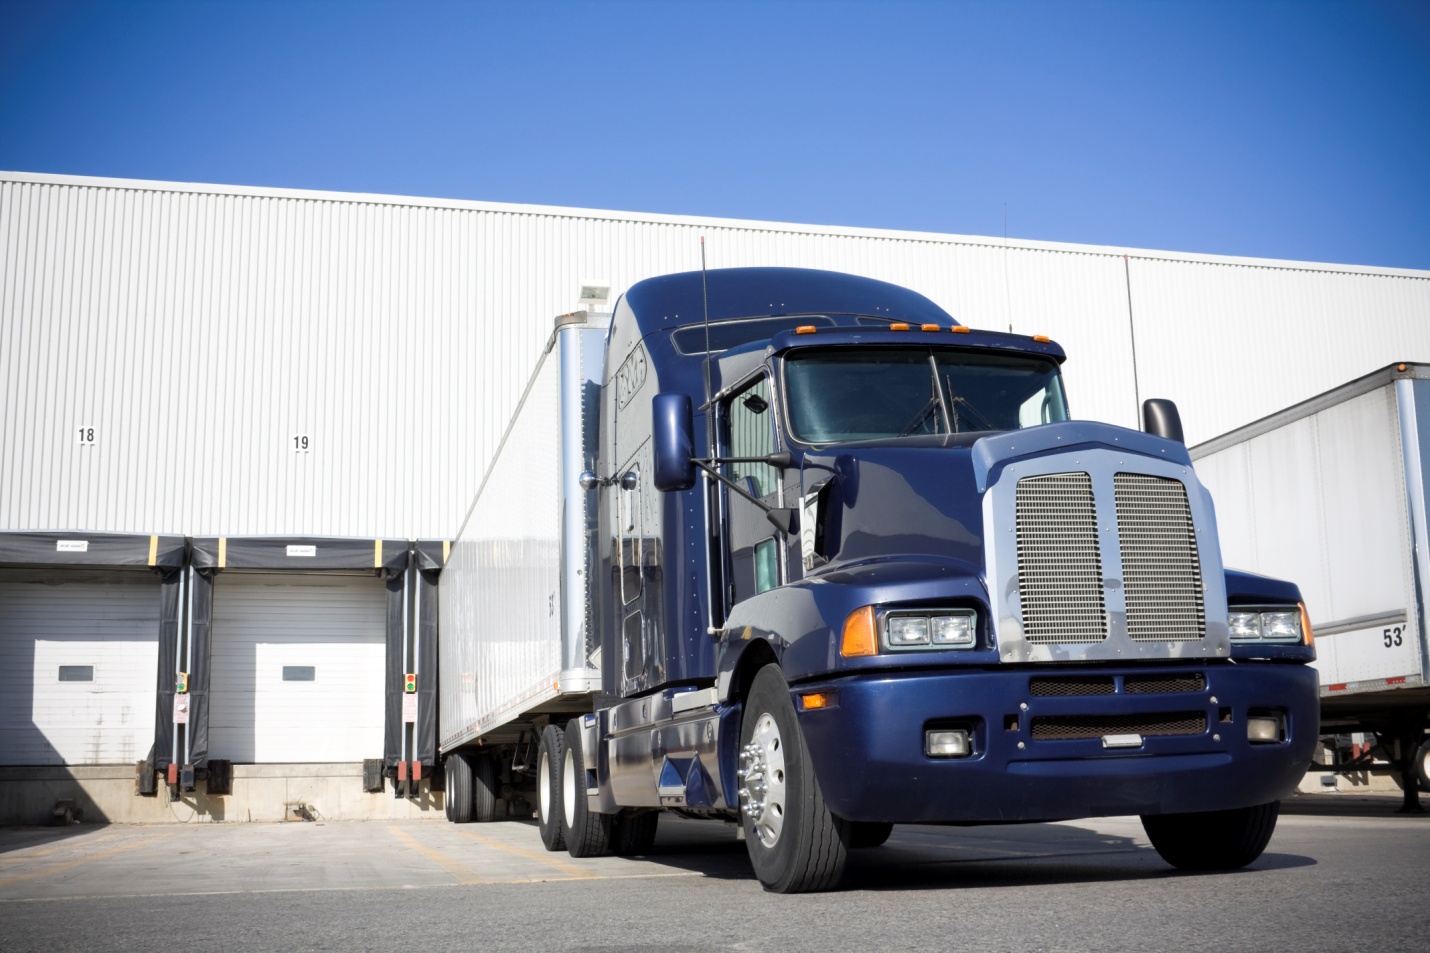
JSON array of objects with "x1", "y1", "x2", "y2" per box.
[
  {"x1": 841, "y1": 606, "x2": 878, "y2": 657},
  {"x1": 1299, "y1": 602, "x2": 1315, "y2": 646}
]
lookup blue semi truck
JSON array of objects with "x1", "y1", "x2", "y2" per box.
[{"x1": 437, "y1": 267, "x2": 1319, "y2": 893}]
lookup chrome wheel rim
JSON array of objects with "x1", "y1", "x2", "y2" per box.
[{"x1": 738, "y1": 712, "x2": 787, "y2": 848}]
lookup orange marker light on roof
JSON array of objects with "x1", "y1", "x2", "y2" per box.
[
  {"x1": 1033, "y1": 335, "x2": 1050, "y2": 343},
  {"x1": 841, "y1": 606, "x2": 878, "y2": 658},
  {"x1": 921, "y1": 324, "x2": 940, "y2": 332},
  {"x1": 795, "y1": 325, "x2": 818, "y2": 334},
  {"x1": 887, "y1": 322, "x2": 909, "y2": 331},
  {"x1": 951, "y1": 326, "x2": 970, "y2": 334}
]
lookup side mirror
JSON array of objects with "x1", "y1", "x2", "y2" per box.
[
  {"x1": 1142, "y1": 398, "x2": 1184, "y2": 444},
  {"x1": 652, "y1": 393, "x2": 696, "y2": 491}
]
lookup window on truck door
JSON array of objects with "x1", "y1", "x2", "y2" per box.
[{"x1": 721, "y1": 376, "x2": 781, "y2": 606}]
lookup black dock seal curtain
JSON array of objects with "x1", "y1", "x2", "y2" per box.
[
  {"x1": 0, "y1": 532, "x2": 186, "y2": 768},
  {"x1": 385, "y1": 541, "x2": 442, "y2": 775},
  {"x1": 189, "y1": 537, "x2": 409, "y2": 768}
]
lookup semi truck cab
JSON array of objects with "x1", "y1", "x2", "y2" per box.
[{"x1": 479, "y1": 266, "x2": 1318, "y2": 893}]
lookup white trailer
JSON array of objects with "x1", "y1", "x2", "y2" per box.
[
  {"x1": 1192, "y1": 362, "x2": 1430, "y2": 808},
  {"x1": 436, "y1": 313, "x2": 607, "y2": 821}
]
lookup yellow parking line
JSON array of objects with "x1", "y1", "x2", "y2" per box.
[
  {"x1": 386, "y1": 826, "x2": 487, "y2": 885},
  {"x1": 0, "y1": 832, "x2": 175, "y2": 888},
  {"x1": 0, "y1": 831, "x2": 123, "y2": 862},
  {"x1": 455, "y1": 829, "x2": 599, "y2": 879}
]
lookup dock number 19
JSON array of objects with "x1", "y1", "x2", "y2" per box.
[
  {"x1": 292, "y1": 434, "x2": 310, "y2": 453},
  {"x1": 1383, "y1": 625, "x2": 1404, "y2": 648}
]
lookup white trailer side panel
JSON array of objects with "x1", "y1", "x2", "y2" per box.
[
  {"x1": 438, "y1": 325, "x2": 602, "y2": 751},
  {"x1": 1194, "y1": 376, "x2": 1424, "y2": 694}
]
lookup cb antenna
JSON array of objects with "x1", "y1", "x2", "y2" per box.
[{"x1": 701, "y1": 236, "x2": 714, "y2": 457}]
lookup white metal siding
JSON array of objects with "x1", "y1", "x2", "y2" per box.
[
  {"x1": 209, "y1": 573, "x2": 385, "y2": 763},
  {"x1": 0, "y1": 569, "x2": 159, "y2": 765},
  {"x1": 3, "y1": 171, "x2": 1427, "y2": 540}
]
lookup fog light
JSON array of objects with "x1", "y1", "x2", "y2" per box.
[
  {"x1": 925, "y1": 728, "x2": 972, "y2": 758},
  {"x1": 1247, "y1": 714, "x2": 1284, "y2": 744}
]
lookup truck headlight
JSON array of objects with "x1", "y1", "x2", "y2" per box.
[
  {"x1": 1229, "y1": 607, "x2": 1304, "y2": 644},
  {"x1": 883, "y1": 610, "x2": 977, "y2": 651}
]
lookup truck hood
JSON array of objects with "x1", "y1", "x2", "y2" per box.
[{"x1": 802, "y1": 421, "x2": 1191, "y2": 572}]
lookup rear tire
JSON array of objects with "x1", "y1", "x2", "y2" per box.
[
  {"x1": 738, "y1": 665, "x2": 848, "y2": 892},
  {"x1": 536, "y1": 725, "x2": 566, "y2": 851},
  {"x1": 445, "y1": 752, "x2": 474, "y2": 824},
  {"x1": 1141, "y1": 801, "x2": 1279, "y2": 870},
  {"x1": 473, "y1": 755, "x2": 499, "y2": 822},
  {"x1": 1416, "y1": 739, "x2": 1430, "y2": 793},
  {"x1": 611, "y1": 810, "x2": 660, "y2": 856},
  {"x1": 848, "y1": 821, "x2": 894, "y2": 849},
  {"x1": 562, "y1": 719, "x2": 611, "y2": 857}
]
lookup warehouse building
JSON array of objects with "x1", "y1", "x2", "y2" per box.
[{"x1": 2, "y1": 170, "x2": 1428, "y2": 823}]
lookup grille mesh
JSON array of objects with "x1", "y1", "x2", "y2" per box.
[
  {"x1": 1114, "y1": 474, "x2": 1207, "y2": 641},
  {"x1": 1016, "y1": 473, "x2": 1108, "y2": 644},
  {"x1": 1030, "y1": 712, "x2": 1207, "y2": 741},
  {"x1": 1029, "y1": 676, "x2": 1116, "y2": 697},
  {"x1": 1125, "y1": 672, "x2": 1206, "y2": 694}
]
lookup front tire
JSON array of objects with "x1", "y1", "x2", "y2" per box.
[
  {"x1": 562, "y1": 719, "x2": 611, "y2": 857},
  {"x1": 445, "y1": 752, "x2": 474, "y2": 824},
  {"x1": 536, "y1": 724, "x2": 567, "y2": 851},
  {"x1": 1141, "y1": 801, "x2": 1279, "y2": 870},
  {"x1": 738, "y1": 665, "x2": 848, "y2": 893}
]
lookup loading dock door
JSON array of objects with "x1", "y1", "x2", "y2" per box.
[
  {"x1": 0, "y1": 569, "x2": 160, "y2": 766},
  {"x1": 209, "y1": 573, "x2": 386, "y2": 763}
]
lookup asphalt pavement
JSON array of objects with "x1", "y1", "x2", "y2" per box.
[{"x1": 1, "y1": 794, "x2": 1426, "y2": 953}]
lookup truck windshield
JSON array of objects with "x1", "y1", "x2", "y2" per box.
[{"x1": 784, "y1": 348, "x2": 1068, "y2": 444}]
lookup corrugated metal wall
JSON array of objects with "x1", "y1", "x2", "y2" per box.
[{"x1": 3, "y1": 172, "x2": 1427, "y2": 539}]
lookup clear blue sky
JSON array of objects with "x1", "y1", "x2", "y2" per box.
[{"x1": 2, "y1": 0, "x2": 1427, "y2": 269}]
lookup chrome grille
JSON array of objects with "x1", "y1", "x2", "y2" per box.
[
  {"x1": 1016, "y1": 473, "x2": 1108, "y2": 644},
  {"x1": 1114, "y1": 473, "x2": 1207, "y2": 641}
]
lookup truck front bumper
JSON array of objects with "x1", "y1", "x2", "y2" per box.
[{"x1": 793, "y1": 662, "x2": 1319, "y2": 824}]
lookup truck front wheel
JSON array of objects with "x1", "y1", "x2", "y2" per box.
[
  {"x1": 738, "y1": 665, "x2": 848, "y2": 893},
  {"x1": 536, "y1": 724, "x2": 566, "y2": 851},
  {"x1": 1141, "y1": 801, "x2": 1279, "y2": 870}
]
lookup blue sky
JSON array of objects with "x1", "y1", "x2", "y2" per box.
[{"x1": 1, "y1": 0, "x2": 1427, "y2": 269}]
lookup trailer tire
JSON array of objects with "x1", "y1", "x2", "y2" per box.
[
  {"x1": 848, "y1": 821, "x2": 894, "y2": 849},
  {"x1": 611, "y1": 810, "x2": 660, "y2": 856},
  {"x1": 739, "y1": 665, "x2": 848, "y2": 893},
  {"x1": 1141, "y1": 801, "x2": 1279, "y2": 870},
  {"x1": 1416, "y1": 739, "x2": 1430, "y2": 793},
  {"x1": 473, "y1": 755, "x2": 499, "y2": 823},
  {"x1": 537, "y1": 724, "x2": 566, "y2": 851},
  {"x1": 562, "y1": 719, "x2": 611, "y2": 857},
  {"x1": 445, "y1": 752, "x2": 474, "y2": 824}
]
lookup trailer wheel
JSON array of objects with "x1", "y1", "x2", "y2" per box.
[
  {"x1": 1417, "y1": 739, "x2": 1430, "y2": 793},
  {"x1": 562, "y1": 719, "x2": 611, "y2": 857},
  {"x1": 611, "y1": 810, "x2": 660, "y2": 856},
  {"x1": 1141, "y1": 801, "x2": 1279, "y2": 870},
  {"x1": 445, "y1": 752, "x2": 474, "y2": 824},
  {"x1": 848, "y1": 821, "x2": 894, "y2": 849},
  {"x1": 473, "y1": 755, "x2": 499, "y2": 823},
  {"x1": 738, "y1": 665, "x2": 848, "y2": 893},
  {"x1": 536, "y1": 724, "x2": 566, "y2": 851}
]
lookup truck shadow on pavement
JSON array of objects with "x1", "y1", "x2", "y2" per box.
[{"x1": 626, "y1": 818, "x2": 1314, "y2": 890}]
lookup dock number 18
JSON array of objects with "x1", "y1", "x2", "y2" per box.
[{"x1": 1383, "y1": 625, "x2": 1404, "y2": 648}]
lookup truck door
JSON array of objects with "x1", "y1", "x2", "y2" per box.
[
  {"x1": 720, "y1": 376, "x2": 783, "y2": 608},
  {"x1": 614, "y1": 443, "x2": 660, "y2": 695}
]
